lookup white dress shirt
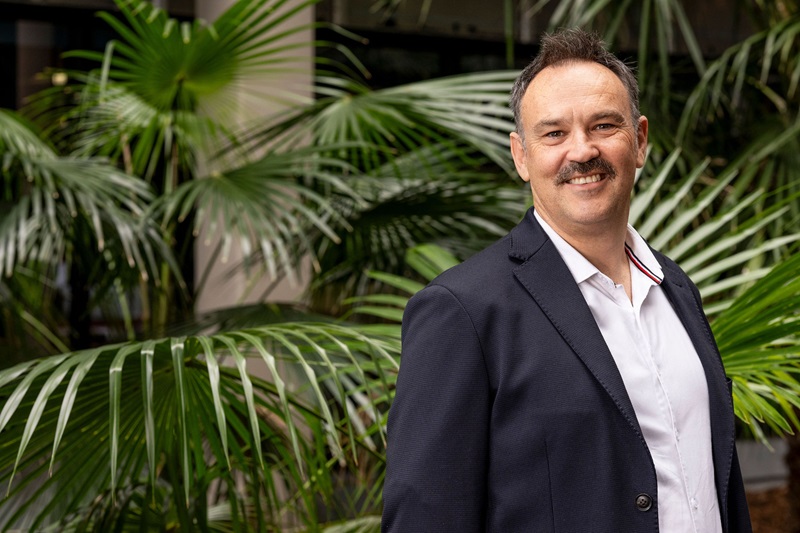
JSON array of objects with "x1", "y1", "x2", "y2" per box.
[{"x1": 535, "y1": 211, "x2": 722, "y2": 533}]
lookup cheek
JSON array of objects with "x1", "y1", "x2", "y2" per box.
[{"x1": 529, "y1": 150, "x2": 563, "y2": 174}]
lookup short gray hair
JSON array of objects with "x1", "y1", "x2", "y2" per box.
[{"x1": 510, "y1": 28, "x2": 640, "y2": 137}]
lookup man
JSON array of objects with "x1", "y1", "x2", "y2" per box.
[{"x1": 381, "y1": 28, "x2": 752, "y2": 532}]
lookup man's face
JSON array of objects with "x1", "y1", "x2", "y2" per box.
[{"x1": 509, "y1": 61, "x2": 648, "y2": 239}]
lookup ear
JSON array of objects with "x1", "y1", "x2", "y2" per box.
[
  {"x1": 635, "y1": 115, "x2": 649, "y2": 168},
  {"x1": 509, "y1": 132, "x2": 530, "y2": 182}
]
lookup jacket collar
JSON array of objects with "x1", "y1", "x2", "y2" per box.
[{"x1": 509, "y1": 208, "x2": 547, "y2": 262}]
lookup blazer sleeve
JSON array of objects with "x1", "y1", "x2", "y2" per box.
[{"x1": 381, "y1": 284, "x2": 491, "y2": 533}]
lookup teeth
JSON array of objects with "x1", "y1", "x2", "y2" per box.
[{"x1": 568, "y1": 174, "x2": 602, "y2": 185}]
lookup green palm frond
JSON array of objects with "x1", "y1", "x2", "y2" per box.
[
  {"x1": 54, "y1": 82, "x2": 217, "y2": 183},
  {"x1": 712, "y1": 250, "x2": 800, "y2": 441},
  {"x1": 74, "y1": 0, "x2": 323, "y2": 113},
  {"x1": 632, "y1": 139, "x2": 800, "y2": 315},
  {"x1": 240, "y1": 71, "x2": 518, "y2": 175},
  {"x1": 321, "y1": 515, "x2": 382, "y2": 533},
  {"x1": 232, "y1": 69, "x2": 524, "y2": 309},
  {"x1": 0, "y1": 322, "x2": 398, "y2": 531},
  {"x1": 25, "y1": 0, "x2": 340, "y2": 187},
  {"x1": 154, "y1": 144, "x2": 365, "y2": 289},
  {"x1": 308, "y1": 164, "x2": 524, "y2": 313},
  {"x1": 0, "y1": 110, "x2": 176, "y2": 285},
  {"x1": 677, "y1": 16, "x2": 800, "y2": 144},
  {"x1": 544, "y1": 0, "x2": 705, "y2": 114},
  {"x1": 343, "y1": 72, "x2": 516, "y2": 172},
  {"x1": 0, "y1": 107, "x2": 180, "y2": 348},
  {"x1": 346, "y1": 244, "x2": 458, "y2": 323}
]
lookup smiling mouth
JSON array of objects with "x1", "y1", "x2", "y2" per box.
[
  {"x1": 566, "y1": 174, "x2": 604, "y2": 185},
  {"x1": 556, "y1": 158, "x2": 617, "y2": 185}
]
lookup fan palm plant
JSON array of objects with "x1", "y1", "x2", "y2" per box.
[
  {"x1": 0, "y1": 322, "x2": 399, "y2": 531},
  {"x1": 20, "y1": 0, "x2": 529, "y2": 329},
  {"x1": 0, "y1": 109, "x2": 178, "y2": 355},
  {"x1": 237, "y1": 71, "x2": 528, "y2": 313},
  {"x1": 0, "y1": 0, "x2": 528, "y2": 529},
  {"x1": 20, "y1": 0, "x2": 367, "y2": 340}
]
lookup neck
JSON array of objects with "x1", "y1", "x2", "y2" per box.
[
  {"x1": 570, "y1": 229, "x2": 628, "y2": 280},
  {"x1": 540, "y1": 214, "x2": 631, "y2": 290}
]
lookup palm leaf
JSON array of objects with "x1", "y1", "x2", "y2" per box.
[
  {"x1": 153, "y1": 144, "x2": 364, "y2": 288},
  {"x1": 632, "y1": 136, "x2": 800, "y2": 315},
  {"x1": 678, "y1": 16, "x2": 800, "y2": 143},
  {"x1": 711, "y1": 250, "x2": 800, "y2": 439},
  {"x1": 0, "y1": 322, "x2": 399, "y2": 530},
  {"x1": 0, "y1": 110, "x2": 179, "y2": 290},
  {"x1": 240, "y1": 71, "x2": 518, "y2": 175}
]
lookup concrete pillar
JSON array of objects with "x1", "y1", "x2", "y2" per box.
[{"x1": 193, "y1": 0, "x2": 313, "y2": 313}]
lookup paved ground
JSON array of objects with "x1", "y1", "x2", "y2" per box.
[{"x1": 748, "y1": 486, "x2": 794, "y2": 533}]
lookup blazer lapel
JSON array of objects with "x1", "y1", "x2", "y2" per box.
[
  {"x1": 508, "y1": 210, "x2": 644, "y2": 439},
  {"x1": 657, "y1": 262, "x2": 735, "y2": 512}
]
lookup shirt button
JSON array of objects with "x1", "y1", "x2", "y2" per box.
[{"x1": 635, "y1": 493, "x2": 653, "y2": 511}]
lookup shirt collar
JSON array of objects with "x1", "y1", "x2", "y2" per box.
[{"x1": 533, "y1": 210, "x2": 663, "y2": 286}]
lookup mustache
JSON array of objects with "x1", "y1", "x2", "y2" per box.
[{"x1": 556, "y1": 158, "x2": 617, "y2": 184}]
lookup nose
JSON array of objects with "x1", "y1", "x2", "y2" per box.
[{"x1": 566, "y1": 129, "x2": 600, "y2": 163}]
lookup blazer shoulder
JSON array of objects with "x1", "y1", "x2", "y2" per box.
[
  {"x1": 650, "y1": 247, "x2": 711, "y2": 321},
  {"x1": 426, "y1": 234, "x2": 517, "y2": 298},
  {"x1": 421, "y1": 208, "x2": 546, "y2": 292},
  {"x1": 652, "y1": 248, "x2": 695, "y2": 287}
]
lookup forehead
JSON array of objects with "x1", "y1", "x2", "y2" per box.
[{"x1": 521, "y1": 61, "x2": 631, "y2": 119}]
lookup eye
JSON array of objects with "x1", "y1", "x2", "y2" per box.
[
  {"x1": 544, "y1": 130, "x2": 563, "y2": 138},
  {"x1": 595, "y1": 123, "x2": 616, "y2": 131}
]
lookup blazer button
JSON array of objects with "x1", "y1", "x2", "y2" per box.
[{"x1": 635, "y1": 493, "x2": 653, "y2": 511}]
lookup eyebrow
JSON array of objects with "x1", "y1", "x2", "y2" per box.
[
  {"x1": 532, "y1": 119, "x2": 563, "y2": 133},
  {"x1": 592, "y1": 111, "x2": 627, "y2": 123},
  {"x1": 532, "y1": 111, "x2": 628, "y2": 132}
]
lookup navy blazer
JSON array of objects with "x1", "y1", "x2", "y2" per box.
[{"x1": 382, "y1": 208, "x2": 752, "y2": 532}]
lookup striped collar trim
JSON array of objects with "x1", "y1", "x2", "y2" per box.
[{"x1": 625, "y1": 242, "x2": 663, "y2": 285}]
